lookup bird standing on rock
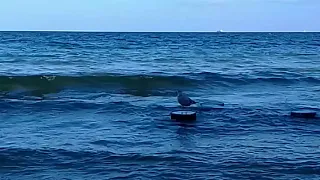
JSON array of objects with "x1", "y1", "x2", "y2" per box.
[{"x1": 177, "y1": 90, "x2": 197, "y2": 107}]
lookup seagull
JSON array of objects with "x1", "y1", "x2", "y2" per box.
[{"x1": 177, "y1": 90, "x2": 197, "y2": 107}]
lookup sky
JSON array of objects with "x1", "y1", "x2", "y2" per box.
[{"x1": 0, "y1": 0, "x2": 319, "y2": 32}]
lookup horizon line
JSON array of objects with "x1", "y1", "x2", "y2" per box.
[{"x1": 0, "y1": 30, "x2": 318, "y2": 33}]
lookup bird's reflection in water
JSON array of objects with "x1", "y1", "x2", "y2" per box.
[{"x1": 174, "y1": 121, "x2": 198, "y2": 150}]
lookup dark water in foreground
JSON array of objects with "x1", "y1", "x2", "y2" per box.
[{"x1": 0, "y1": 32, "x2": 320, "y2": 179}]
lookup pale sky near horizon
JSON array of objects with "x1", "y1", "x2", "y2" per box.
[{"x1": 0, "y1": 0, "x2": 319, "y2": 32}]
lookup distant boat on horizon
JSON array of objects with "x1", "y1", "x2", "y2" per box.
[{"x1": 216, "y1": 30, "x2": 223, "y2": 33}]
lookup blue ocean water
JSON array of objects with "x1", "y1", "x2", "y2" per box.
[{"x1": 0, "y1": 32, "x2": 320, "y2": 179}]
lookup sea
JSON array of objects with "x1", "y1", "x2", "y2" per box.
[{"x1": 0, "y1": 31, "x2": 319, "y2": 180}]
